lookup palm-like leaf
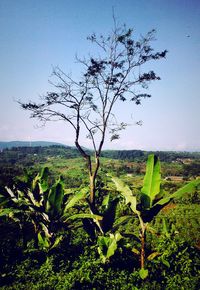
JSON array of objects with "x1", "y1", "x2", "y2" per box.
[
  {"x1": 2, "y1": 167, "x2": 88, "y2": 250},
  {"x1": 63, "y1": 213, "x2": 103, "y2": 222},
  {"x1": 112, "y1": 177, "x2": 138, "y2": 214},
  {"x1": 46, "y1": 178, "x2": 64, "y2": 216},
  {"x1": 97, "y1": 232, "x2": 123, "y2": 263},
  {"x1": 141, "y1": 154, "x2": 161, "y2": 209},
  {"x1": 64, "y1": 187, "x2": 87, "y2": 212},
  {"x1": 154, "y1": 178, "x2": 200, "y2": 207},
  {"x1": 101, "y1": 198, "x2": 119, "y2": 233}
]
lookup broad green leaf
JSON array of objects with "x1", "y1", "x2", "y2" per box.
[
  {"x1": 54, "y1": 179, "x2": 64, "y2": 214},
  {"x1": 0, "y1": 208, "x2": 21, "y2": 217},
  {"x1": 27, "y1": 190, "x2": 41, "y2": 207},
  {"x1": 112, "y1": 215, "x2": 133, "y2": 231},
  {"x1": 139, "y1": 268, "x2": 148, "y2": 279},
  {"x1": 142, "y1": 179, "x2": 200, "y2": 222},
  {"x1": 38, "y1": 232, "x2": 49, "y2": 249},
  {"x1": 101, "y1": 198, "x2": 119, "y2": 233},
  {"x1": 39, "y1": 166, "x2": 49, "y2": 179},
  {"x1": 132, "y1": 247, "x2": 140, "y2": 255},
  {"x1": 147, "y1": 252, "x2": 160, "y2": 261},
  {"x1": 112, "y1": 177, "x2": 138, "y2": 214},
  {"x1": 114, "y1": 232, "x2": 123, "y2": 242},
  {"x1": 5, "y1": 187, "x2": 18, "y2": 203},
  {"x1": 102, "y1": 194, "x2": 110, "y2": 208},
  {"x1": 161, "y1": 258, "x2": 170, "y2": 268},
  {"x1": 97, "y1": 236, "x2": 110, "y2": 263},
  {"x1": 97, "y1": 232, "x2": 122, "y2": 263},
  {"x1": 141, "y1": 155, "x2": 161, "y2": 208},
  {"x1": 106, "y1": 233, "x2": 122, "y2": 259},
  {"x1": 64, "y1": 188, "x2": 87, "y2": 212},
  {"x1": 38, "y1": 167, "x2": 50, "y2": 205},
  {"x1": 154, "y1": 178, "x2": 200, "y2": 208},
  {"x1": 40, "y1": 222, "x2": 51, "y2": 238},
  {"x1": 63, "y1": 213, "x2": 103, "y2": 222},
  {"x1": 51, "y1": 235, "x2": 63, "y2": 249},
  {"x1": 31, "y1": 173, "x2": 40, "y2": 192},
  {"x1": 46, "y1": 179, "x2": 64, "y2": 216}
]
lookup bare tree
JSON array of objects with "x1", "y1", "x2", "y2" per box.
[{"x1": 19, "y1": 22, "x2": 167, "y2": 212}]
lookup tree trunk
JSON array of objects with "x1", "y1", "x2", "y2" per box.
[
  {"x1": 89, "y1": 173, "x2": 96, "y2": 210},
  {"x1": 88, "y1": 155, "x2": 100, "y2": 212},
  {"x1": 75, "y1": 139, "x2": 101, "y2": 212}
]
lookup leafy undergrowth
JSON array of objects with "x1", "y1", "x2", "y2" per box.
[
  {"x1": 0, "y1": 226, "x2": 199, "y2": 290},
  {"x1": 1, "y1": 154, "x2": 200, "y2": 289}
]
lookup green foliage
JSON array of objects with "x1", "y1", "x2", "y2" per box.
[
  {"x1": 113, "y1": 155, "x2": 200, "y2": 223},
  {"x1": 0, "y1": 167, "x2": 86, "y2": 250},
  {"x1": 112, "y1": 154, "x2": 200, "y2": 271},
  {"x1": 183, "y1": 161, "x2": 200, "y2": 177},
  {"x1": 46, "y1": 177, "x2": 64, "y2": 216},
  {"x1": 139, "y1": 268, "x2": 149, "y2": 280},
  {"x1": 141, "y1": 155, "x2": 161, "y2": 208},
  {"x1": 97, "y1": 232, "x2": 122, "y2": 263},
  {"x1": 0, "y1": 150, "x2": 200, "y2": 289},
  {"x1": 1, "y1": 236, "x2": 199, "y2": 290}
]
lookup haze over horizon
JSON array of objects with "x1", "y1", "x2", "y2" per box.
[
  {"x1": 0, "y1": 0, "x2": 200, "y2": 151},
  {"x1": 0, "y1": 140, "x2": 200, "y2": 152}
]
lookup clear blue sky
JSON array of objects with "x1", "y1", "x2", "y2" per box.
[{"x1": 0, "y1": 0, "x2": 200, "y2": 151}]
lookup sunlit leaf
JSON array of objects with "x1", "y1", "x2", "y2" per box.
[
  {"x1": 132, "y1": 247, "x2": 140, "y2": 255},
  {"x1": 63, "y1": 213, "x2": 103, "y2": 222},
  {"x1": 0, "y1": 208, "x2": 21, "y2": 217},
  {"x1": 46, "y1": 179, "x2": 64, "y2": 216},
  {"x1": 38, "y1": 232, "x2": 49, "y2": 249},
  {"x1": 51, "y1": 235, "x2": 63, "y2": 249},
  {"x1": 102, "y1": 194, "x2": 110, "y2": 208},
  {"x1": 64, "y1": 188, "x2": 87, "y2": 212},
  {"x1": 139, "y1": 268, "x2": 148, "y2": 279},
  {"x1": 141, "y1": 154, "x2": 161, "y2": 208},
  {"x1": 97, "y1": 232, "x2": 122, "y2": 263},
  {"x1": 112, "y1": 177, "x2": 138, "y2": 214},
  {"x1": 147, "y1": 252, "x2": 160, "y2": 260},
  {"x1": 154, "y1": 178, "x2": 200, "y2": 207}
]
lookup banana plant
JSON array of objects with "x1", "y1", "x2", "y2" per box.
[
  {"x1": 0, "y1": 167, "x2": 86, "y2": 250},
  {"x1": 69, "y1": 192, "x2": 124, "y2": 262},
  {"x1": 112, "y1": 154, "x2": 200, "y2": 278},
  {"x1": 97, "y1": 232, "x2": 123, "y2": 264}
]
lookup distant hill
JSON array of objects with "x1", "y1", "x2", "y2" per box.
[
  {"x1": 102, "y1": 149, "x2": 200, "y2": 162},
  {"x1": 0, "y1": 141, "x2": 199, "y2": 162},
  {"x1": 0, "y1": 141, "x2": 67, "y2": 150}
]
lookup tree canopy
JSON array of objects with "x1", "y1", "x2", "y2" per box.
[{"x1": 19, "y1": 21, "x2": 167, "y2": 208}]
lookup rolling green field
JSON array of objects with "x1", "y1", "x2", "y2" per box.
[{"x1": 0, "y1": 146, "x2": 200, "y2": 289}]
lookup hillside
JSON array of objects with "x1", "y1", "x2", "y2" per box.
[
  {"x1": 0, "y1": 143, "x2": 200, "y2": 163},
  {"x1": 0, "y1": 141, "x2": 67, "y2": 150}
]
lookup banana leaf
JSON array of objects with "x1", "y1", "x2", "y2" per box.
[
  {"x1": 0, "y1": 208, "x2": 21, "y2": 217},
  {"x1": 154, "y1": 178, "x2": 200, "y2": 207},
  {"x1": 46, "y1": 179, "x2": 64, "y2": 216},
  {"x1": 39, "y1": 167, "x2": 49, "y2": 192},
  {"x1": 101, "y1": 198, "x2": 119, "y2": 233},
  {"x1": 141, "y1": 154, "x2": 161, "y2": 209},
  {"x1": 112, "y1": 177, "x2": 138, "y2": 214},
  {"x1": 97, "y1": 232, "x2": 122, "y2": 263},
  {"x1": 64, "y1": 188, "x2": 87, "y2": 212},
  {"x1": 141, "y1": 178, "x2": 200, "y2": 222},
  {"x1": 63, "y1": 213, "x2": 103, "y2": 222}
]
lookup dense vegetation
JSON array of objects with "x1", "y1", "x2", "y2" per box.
[{"x1": 0, "y1": 146, "x2": 200, "y2": 289}]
